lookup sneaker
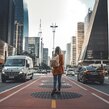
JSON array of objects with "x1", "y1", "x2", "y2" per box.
[
  {"x1": 51, "y1": 89, "x2": 57, "y2": 96},
  {"x1": 57, "y1": 90, "x2": 61, "y2": 95}
]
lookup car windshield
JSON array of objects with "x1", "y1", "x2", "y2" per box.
[
  {"x1": 86, "y1": 66, "x2": 96, "y2": 71},
  {"x1": 4, "y1": 59, "x2": 25, "y2": 66}
]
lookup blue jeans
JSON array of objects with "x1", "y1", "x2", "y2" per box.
[{"x1": 53, "y1": 74, "x2": 62, "y2": 91}]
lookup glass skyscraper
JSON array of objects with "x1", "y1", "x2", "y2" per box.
[
  {"x1": 23, "y1": 1, "x2": 29, "y2": 50},
  {"x1": 0, "y1": 0, "x2": 15, "y2": 45},
  {"x1": 14, "y1": 0, "x2": 24, "y2": 54},
  {"x1": 25, "y1": 37, "x2": 43, "y2": 66},
  {"x1": 0, "y1": 0, "x2": 15, "y2": 63}
]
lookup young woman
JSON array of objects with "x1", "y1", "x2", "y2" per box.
[{"x1": 51, "y1": 46, "x2": 64, "y2": 95}]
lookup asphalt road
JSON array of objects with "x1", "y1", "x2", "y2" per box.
[
  {"x1": 68, "y1": 75, "x2": 109, "y2": 94},
  {"x1": 0, "y1": 73, "x2": 41, "y2": 93},
  {"x1": 0, "y1": 73, "x2": 109, "y2": 109}
]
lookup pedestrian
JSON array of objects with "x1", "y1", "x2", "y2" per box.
[{"x1": 51, "y1": 46, "x2": 64, "y2": 96}]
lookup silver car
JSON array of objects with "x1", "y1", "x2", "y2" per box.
[{"x1": 66, "y1": 69, "x2": 75, "y2": 76}]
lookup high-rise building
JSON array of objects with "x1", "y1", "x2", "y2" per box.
[
  {"x1": 108, "y1": 0, "x2": 109, "y2": 53},
  {"x1": 71, "y1": 36, "x2": 76, "y2": 66},
  {"x1": 23, "y1": 1, "x2": 29, "y2": 50},
  {"x1": 14, "y1": 0, "x2": 24, "y2": 23},
  {"x1": 14, "y1": 0, "x2": 24, "y2": 54},
  {"x1": 0, "y1": 0, "x2": 15, "y2": 63},
  {"x1": 77, "y1": 22, "x2": 84, "y2": 63},
  {"x1": 79, "y1": 0, "x2": 108, "y2": 65},
  {"x1": 84, "y1": 9, "x2": 92, "y2": 38},
  {"x1": 25, "y1": 37, "x2": 43, "y2": 66},
  {"x1": 0, "y1": 0, "x2": 15, "y2": 45},
  {"x1": 43, "y1": 48, "x2": 48, "y2": 65},
  {"x1": 62, "y1": 50, "x2": 66, "y2": 68},
  {"x1": 66, "y1": 43, "x2": 71, "y2": 66}
]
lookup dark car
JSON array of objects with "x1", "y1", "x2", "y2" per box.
[{"x1": 77, "y1": 66, "x2": 105, "y2": 84}]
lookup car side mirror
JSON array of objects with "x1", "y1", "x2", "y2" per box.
[{"x1": 26, "y1": 64, "x2": 29, "y2": 67}]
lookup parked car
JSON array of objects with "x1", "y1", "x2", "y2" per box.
[
  {"x1": 66, "y1": 69, "x2": 75, "y2": 76},
  {"x1": 77, "y1": 66, "x2": 105, "y2": 84}
]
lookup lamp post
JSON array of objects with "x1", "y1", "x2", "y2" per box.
[{"x1": 50, "y1": 23, "x2": 58, "y2": 53}]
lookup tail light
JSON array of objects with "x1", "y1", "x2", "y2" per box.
[
  {"x1": 84, "y1": 71, "x2": 91, "y2": 74},
  {"x1": 99, "y1": 70, "x2": 105, "y2": 76}
]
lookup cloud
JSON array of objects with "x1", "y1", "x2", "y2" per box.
[
  {"x1": 79, "y1": 0, "x2": 95, "y2": 9},
  {"x1": 25, "y1": 0, "x2": 95, "y2": 57}
]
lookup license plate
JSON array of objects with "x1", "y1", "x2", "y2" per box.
[
  {"x1": 91, "y1": 72, "x2": 98, "y2": 75},
  {"x1": 9, "y1": 76, "x2": 14, "y2": 79}
]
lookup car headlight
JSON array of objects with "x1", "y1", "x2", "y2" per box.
[
  {"x1": 19, "y1": 71, "x2": 23, "y2": 74},
  {"x1": 2, "y1": 71, "x2": 5, "y2": 74}
]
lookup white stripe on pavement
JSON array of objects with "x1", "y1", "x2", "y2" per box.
[
  {"x1": 79, "y1": 82, "x2": 109, "y2": 97},
  {"x1": 92, "y1": 93, "x2": 109, "y2": 104},
  {"x1": 0, "y1": 78, "x2": 41, "y2": 103},
  {"x1": 0, "y1": 82, "x2": 28, "y2": 94},
  {"x1": 65, "y1": 77, "x2": 87, "y2": 91},
  {"x1": 68, "y1": 76, "x2": 109, "y2": 97}
]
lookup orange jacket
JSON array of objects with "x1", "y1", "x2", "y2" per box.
[{"x1": 52, "y1": 54, "x2": 64, "y2": 75}]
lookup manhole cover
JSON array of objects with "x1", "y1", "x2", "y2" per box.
[
  {"x1": 39, "y1": 83, "x2": 72, "y2": 88},
  {"x1": 31, "y1": 92, "x2": 82, "y2": 100}
]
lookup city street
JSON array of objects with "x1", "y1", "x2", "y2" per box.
[
  {"x1": 0, "y1": 0, "x2": 109, "y2": 108},
  {"x1": 0, "y1": 73, "x2": 109, "y2": 109}
]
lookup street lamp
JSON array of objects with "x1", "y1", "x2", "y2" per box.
[{"x1": 50, "y1": 23, "x2": 58, "y2": 53}]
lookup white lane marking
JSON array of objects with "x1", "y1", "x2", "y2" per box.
[
  {"x1": 0, "y1": 82, "x2": 28, "y2": 94},
  {"x1": 67, "y1": 77, "x2": 109, "y2": 97},
  {"x1": 0, "y1": 76, "x2": 40, "y2": 94},
  {"x1": 92, "y1": 93, "x2": 109, "y2": 104},
  {"x1": 0, "y1": 78, "x2": 41, "y2": 103},
  {"x1": 65, "y1": 77, "x2": 87, "y2": 91},
  {"x1": 77, "y1": 81, "x2": 109, "y2": 97}
]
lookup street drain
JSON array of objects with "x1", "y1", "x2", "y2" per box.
[
  {"x1": 31, "y1": 92, "x2": 82, "y2": 100},
  {"x1": 39, "y1": 83, "x2": 72, "y2": 88}
]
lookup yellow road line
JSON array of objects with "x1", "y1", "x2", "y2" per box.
[{"x1": 51, "y1": 99, "x2": 56, "y2": 108}]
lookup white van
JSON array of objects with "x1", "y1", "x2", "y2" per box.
[{"x1": 1, "y1": 55, "x2": 34, "y2": 82}]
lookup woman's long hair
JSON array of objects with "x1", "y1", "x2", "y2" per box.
[{"x1": 55, "y1": 46, "x2": 61, "y2": 56}]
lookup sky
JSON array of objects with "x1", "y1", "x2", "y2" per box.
[{"x1": 24, "y1": 0, "x2": 95, "y2": 56}]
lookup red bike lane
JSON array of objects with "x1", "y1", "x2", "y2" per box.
[{"x1": 0, "y1": 74, "x2": 109, "y2": 109}]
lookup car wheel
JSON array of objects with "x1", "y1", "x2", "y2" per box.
[
  {"x1": 2, "y1": 78, "x2": 6, "y2": 83},
  {"x1": 81, "y1": 76, "x2": 86, "y2": 84},
  {"x1": 30, "y1": 73, "x2": 33, "y2": 79},
  {"x1": 99, "y1": 80, "x2": 104, "y2": 84},
  {"x1": 1, "y1": 76, "x2": 6, "y2": 83},
  {"x1": 22, "y1": 75, "x2": 27, "y2": 82},
  {"x1": 77, "y1": 75, "x2": 80, "y2": 82}
]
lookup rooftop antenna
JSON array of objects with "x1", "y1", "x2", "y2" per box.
[
  {"x1": 38, "y1": 19, "x2": 42, "y2": 37},
  {"x1": 39, "y1": 19, "x2": 42, "y2": 34}
]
